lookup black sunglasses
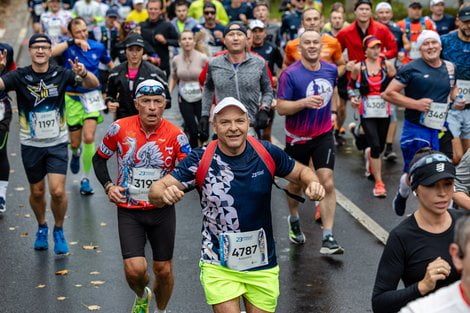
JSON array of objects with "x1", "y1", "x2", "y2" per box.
[{"x1": 204, "y1": 10, "x2": 216, "y2": 15}]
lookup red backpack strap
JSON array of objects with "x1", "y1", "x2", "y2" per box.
[
  {"x1": 247, "y1": 136, "x2": 275, "y2": 177},
  {"x1": 195, "y1": 140, "x2": 218, "y2": 190}
]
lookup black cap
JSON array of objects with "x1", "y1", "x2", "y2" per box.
[
  {"x1": 409, "y1": 2, "x2": 423, "y2": 9},
  {"x1": 106, "y1": 8, "x2": 119, "y2": 18},
  {"x1": 203, "y1": 2, "x2": 216, "y2": 11},
  {"x1": 29, "y1": 34, "x2": 52, "y2": 47},
  {"x1": 125, "y1": 33, "x2": 145, "y2": 48},
  {"x1": 354, "y1": 0, "x2": 372, "y2": 11},
  {"x1": 409, "y1": 153, "x2": 455, "y2": 190},
  {"x1": 459, "y1": 6, "x2": 470, "y2": 22},
  {"x1": 223, "y1": 21, "x2": 247, "y2": 37}
]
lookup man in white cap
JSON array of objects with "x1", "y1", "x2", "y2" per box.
[
  {"x1": 382, "y1": 30, "x2": 464, "y2": 217},
  {"x1": 93, "y1": 79, "x2": 191, "y2": 313},
  {"x1": 441, "y1": 3, "x2": 470, "y2": 164},
  {"x1": 428, "y1": 0, "x2": 456, "y2": 36},
  {"x1": 149, "y1": 97, "x2": 325, "y2": 313}
]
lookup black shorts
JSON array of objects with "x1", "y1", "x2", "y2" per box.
[
  {"x1": 118, "y1": 206, "x2": 176, "y2": 261},
  {"x1": 98, "y1": 70, "x2": 109, "y2": 93},
  {"x1": 337, "y1": 75, "x2": 349, "y2": 100},
  {"x1": 21, "y1": 142, "x2": 68, "y2": 184},
  {"x1": 284, "y1": 130, "x2": 335, "y2": 170}
]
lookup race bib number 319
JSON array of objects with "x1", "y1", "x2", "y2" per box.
[{"x1": 219, "y1": 228, "x2": 268, "y2": 271}]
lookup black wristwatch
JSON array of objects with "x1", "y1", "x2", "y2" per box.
[{"x1": 67, "y1": 38, "x2": 75, "y2": 47}]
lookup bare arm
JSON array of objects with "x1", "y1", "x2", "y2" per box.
[
  {"x1": 51, "y1": 39, "x2": 90, "y2": 57},
  {"x1": 284, "y1": 161, "x2": 325, "y2": 201},
  {"x1": 335, "y1": 57, "x2": 346, "y2": 78},
  {"x1": 149, "y1": 174, "x2": 186, "y2": 208},
  {"x1": 67, "y1": 57, "x2": 99, "y2": 89},
  {"x1": 276, "y1": 96, "x2": 324, "y2": 116},
  {"x1": 454, "y1": 192, "x2": 470, "y2": 210},
  {"x1": 382, "y1": 79, "x2": 432, "y2": 112},
  {"x1": 386, "y1": 60, "x2": 396, "y2": 78}
]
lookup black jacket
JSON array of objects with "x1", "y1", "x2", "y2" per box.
[{"x1": 105, "y1": 60, "x2": 169, "y2": 120}]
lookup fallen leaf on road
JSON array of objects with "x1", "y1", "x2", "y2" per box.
[
  {"x1": 10, "y1": 153, "x2": 16, "y2": 156},
  {"x1": 8, "y1": 227, "x2": 15, "y2": 231},
  {"x1": 57, "y1": 296, "x2": 66, "y2": 301},
  {"x1": 99, "y1": 222, "x2": 107, "y2": 227},
  {"x1": 69, "y1": 241, "x2": 78, "y2": 245},
  {"x1": 55, "y1": 269, "x2": 70, "y2": 276},
  {"x1": 36, "y1": 284, "x2": 46, "y2": 288},
  {"x1": 9, "y1": 169, "x2": 14, "y2": 173},
  {"x1": 82, "y1": 244, "x2": 99, "y2": 250},
  {"x1": 90, "y1": 280, "x2": 105, "y2": 286},
  {"x1": 20, "y1": 232, "x2": 28, "y2": 237},
  {"x1": 14, "y1": 187, "x2": 24, "y2": 191},
  {"x1": 24, "y1": 214, "x2": 31, "y2": 218},
  {"x1": 89, "y1": 271, "x2": 100, "y2": 275},
  {"x1": 18, "y1": 204, "x2": 24, "y2": 208},
  {"x1": 74, "y1": 284, "x2": 82, "y2": 288},
  {"x1": 85, "y1": 304, "x2": 101, "y2": 311}
]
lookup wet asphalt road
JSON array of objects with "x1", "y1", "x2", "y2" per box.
[{"x1": 0, "y1": 19, "x2": 418, "y2": 313}]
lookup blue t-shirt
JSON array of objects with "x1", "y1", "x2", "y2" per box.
[
  {"x1": 441, "y1": 31, "x2": 470, "y2": 81},
  {"x1": 430, "y1": 14, "x2": 455, "y2": 36},
  {"x1": 170, "y1": 140, "x2": 295, "y2": 270},
  {"x1": 281, "y1": 10, "x2": 302, "y2": 41},
  {"x1": 225, "y1": 3, "x2": 253, "y2": 22},
  {"x1": 63, "y1": 39, "x2": 111, "y2": 93},
  {"x1": 386, "y1": 21, "x2": 404, "y2": 51},
  {"x1": 277, "y1": 60, "x2": 337, "y2": 144},
  {"x1": 395, "y1": 58, "x2": 453, "y2": 125}
]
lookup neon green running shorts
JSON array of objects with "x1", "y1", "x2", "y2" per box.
[
  {"x1": 199, "y1": 261, "x2": 280, "y2": 312},
  {"x1": 65, "y1": 94, "x2": 103, "y2": 127}
]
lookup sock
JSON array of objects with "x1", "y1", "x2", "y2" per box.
[
  {"x1": 398, "y1": 173, "x2": 410, "y2": 198},
  {"x1": 289, "y1": 214, "x2": 299, "y2": 222},
  {"x1": 53, "y1": 226, "x2": 63, "y2": 232},
  {"x1": 82, "y1": 143, "x2": 95, "y2": 175},
  {"x1": 71, "y1": 146, "x2": 81, "y2": 157},
  {"x1": 138, "y1": 288, "x2": 148, "y2": 299},
  {"x1": 386, "y1": 143, "x2": 392, "y2": 152},
  {"x1": 0, "y1": 180, "x2": 8, "y2": 199},
  {"x1": 322, "y1": 229, "x2": 333, "y2": 240},
  {"x1": 38, "y1": 223, "x2": 48, "y2": 229}
]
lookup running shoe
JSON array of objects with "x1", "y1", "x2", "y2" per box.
[
  {"x1": 393, "y1": 192, "x2": 408, "y2": 216},
  {"x1": 131, "y1": 287, "x2": 152, "y2": 313},
  {"x1": 34, "y1": 225, "x2": 49, "y2": 251},
  {"x1": 288, "y1": 215, "x2": 305, "y2": 244},
  {"x1": 80, "y1": 178, "x2": 94, "y2": 196},
  {"x1": 0, "y1": 197, "x2": 5, "y2": 213},
  {"x1": 383, "y1": 150, "x2": 397, "y2": 162},
  {"x1": 314, "y1": 202, "x2": 322, "y2": 224},
  {"x1": 53, "y1": 228, "x2": 69, "y2": 255},
  {"x1": 334, "y1": 129, "x2": 346, "y2": 146},
  {"x1": 320, "y1": 234, "x2": 344, "y2": 255},
  {"x1": 70, "y1": 148, "x2": 81, "y2": 174},
  {"x1": 364, "y1": 147, "x2": 372, "y2": 179},
  {"x1": 373, "y1": 181, "x2": 387, "y2": 198}
]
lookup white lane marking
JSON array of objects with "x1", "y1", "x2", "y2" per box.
[{"x1": 271, "y1": 134, "x2": 389, "y2": 245}]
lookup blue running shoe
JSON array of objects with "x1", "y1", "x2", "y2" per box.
[
  {"x1": 393, "y1": 192, "x2": 408, "y2": 216},
  {"x1": 53, "y1": 228, "x2": 69, "y2": 255},
  {"x1": 70, "y1": 149, "x2": 81, "y2": 174},
  {"x1": 0, "y1": 197, "x2": 6, "y2": 213},
  {"x1": 80, "y1": 178, "x2": 94, "y2": 196},
  {"x1": 34, "y1": 225, "x2": 49, "y2": 250}
]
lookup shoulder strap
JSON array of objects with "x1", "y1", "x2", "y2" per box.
[
  {"x1": 443, "y1": 60, "x2": 456, "y2": 89},
  {"x1": 195, "y1": 140, "x2": 218, "y2": 190},
  {"x1": 247, "y1": 136, "x2": 275, "y2": 177}
]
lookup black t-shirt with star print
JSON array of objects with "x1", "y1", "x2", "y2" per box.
[{"x1": 2, "y1": 64, "x2": 78, "y2": 147}]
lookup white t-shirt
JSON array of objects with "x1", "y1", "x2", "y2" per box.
[{"x1": 399, "y1": 281, "x2": 470, "y2": 313}]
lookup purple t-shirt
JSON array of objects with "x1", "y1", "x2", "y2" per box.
[{"x1": 277, "y1": 60, "x2": 337, "y2": 144}]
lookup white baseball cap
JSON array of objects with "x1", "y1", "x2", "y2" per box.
[
  {"x1": 249, "y1": 19, "x2": 265, "y2": 30},
  {"x1": 430, "y1": 0, "x2": 444, "y2": 6},
  {"x1": 375, "y1": 2, "x2": 392, "y2": 12},
  {"x1": 133, "y1": 0, "x2": 144, "y2": 5},
  {"x1": 211, "y1": 97, "x2": 247, "y2": 119}
]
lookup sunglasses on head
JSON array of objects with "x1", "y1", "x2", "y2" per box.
[
  {"x1": 135, "y1": 85, "x2": 165, "y2": 97},
  {"x1": 204, "y1": 10, "x2": 216, "y2": 15}
]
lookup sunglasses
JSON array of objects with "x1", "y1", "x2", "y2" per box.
[
  {"x1": 204, "y1": 10, "x2": 216, "y2": 15},
  {"x1": 135, "y1": 85, "x2": 165, "y2": 97}
]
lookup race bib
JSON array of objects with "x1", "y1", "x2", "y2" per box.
[
  {"x1": 363, "y1": 95, "x2": 388, "y2": 118},
  {"x1": 179, "y1": 81, "x2": 202, "y2": 103},
  {"x1": 29, "y1": 109, "x2": 60, "y2": 139},
  {"x1": 219, "y1": 228, "x2": 268, "y2": 271},
  {"x1": 128, "y1": 167, "x2": 162, "y2": 202},
  {"x1": 34, "y1": 4, "x2": 45, "y2": 16},
  {"x1": 0, "y1": 100, "x2": 4, "y2": 121},
  {"x1": 420, "y1": 102, "x2": 448, "y2": 130},
  {"x1": 79, "y1": 90, "x2": 106, "y2": 113},
  {"x1": 409, "y1": 41, "x2": 420, "y2": 60},
  {"x1": 47, "y1": 18, "x2": 62, "y2": 38},
  {"x1": 457, "y1": 80, "x2": 470, "y2": 104}
]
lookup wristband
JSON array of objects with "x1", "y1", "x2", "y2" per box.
[
  {"x1": 67, "y1": 38, "x2": 75, "y2": 47},
  {"x1": 80, "y1": 70, "x2": 88, "y2": 78}
]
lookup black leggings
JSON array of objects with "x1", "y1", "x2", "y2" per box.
[
  {"x1": 0, "y1": 130, "x2": 9, "y2": 181},
  {"x1": 360, "y1": 117, "x2": 390, "y2": 159},
  {"x1": 178, "y1": 97, "x2": 201, "y2": 148}
]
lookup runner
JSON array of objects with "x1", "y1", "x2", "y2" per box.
[
  {"x1": 428, "y1": 0, "x2": 456, "y2": 36},
  {"x1": 0, "y1": 34, "x2": 99, "y2": 253},
  {"x1": 93, "y1": 79, "x2": 190, "y2": 313},
  {"x1": 0, "y1": 42, "x2": 16, "y2": 213},
  {"x1": 382, "y1": 30, "x2": 463, "y2": 216},
  {"x1": 29, "y1": 0, "x2": 46, "y2": 34},
  {"x1": 349, "y1": 35, "x2": 396, "y2": 197},
  {"x1": 441, "y1": 4, "x2": 470, "y2": 164},
  {"x1": 40, "y1": 0, "x2": 73, "y2": 46},
  {"x1": 277, "y1": 30, "x2": 344, "y2": 254},
  {"x1": 149, "y1": 97, "x2": 325, "y2": 313},
  {"x1": 252, "y1": 1, "x2": 281, "y2": 47},
  {"x1": 52, "y1": 17, "x2": 114, "y2": 196},
  {"x1": 191, "y1": 2, "x2": 226, "y2": 57}
]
